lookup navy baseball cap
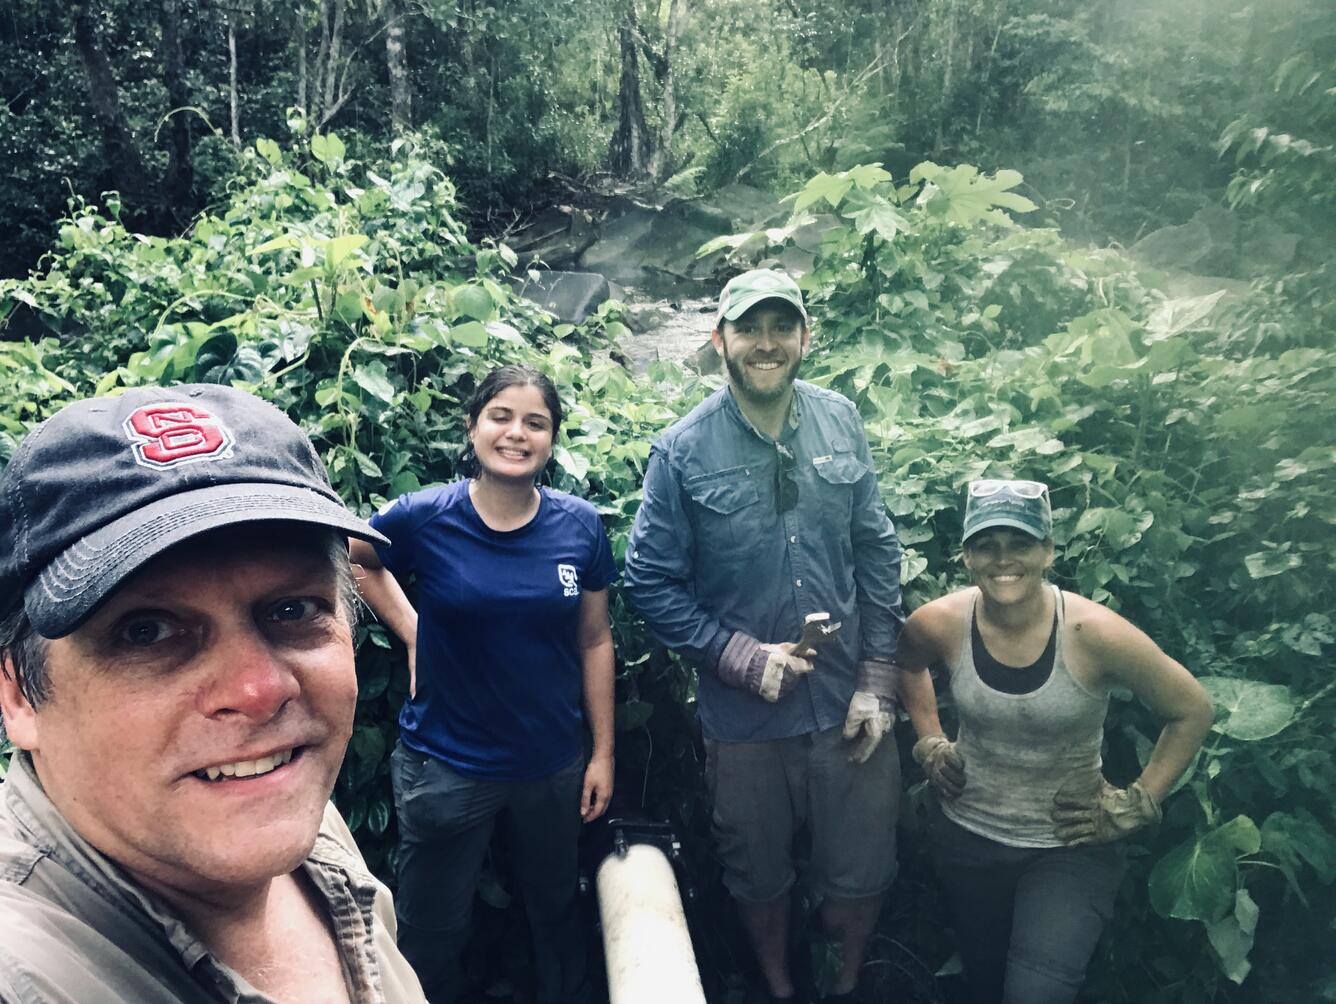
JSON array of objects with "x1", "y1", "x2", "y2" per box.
[
  {"x1": 962, "y1": 479, "x2": 1052, "y2": 543},
  {"x1": 0, "y1": 384, "x2": 387, "y2": 638}
]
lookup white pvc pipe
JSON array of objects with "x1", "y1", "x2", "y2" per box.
[{"x1": 596, "y1": 843, "x2": 706, "y2": 1004}]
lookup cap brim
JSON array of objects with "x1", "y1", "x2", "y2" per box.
[
  {"x1": 25, "y1": 482, "x2": 388, "y2": 638},
  {"x1": 962, "y1": 515, "x2": 1049, "y2": 543},
  {"x1": 717, "y1": 291, "x2": 808, "y2": 324}
]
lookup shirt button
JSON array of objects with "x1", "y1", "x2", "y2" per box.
[
  {"x1": 789, "y1": 535, "x2": 797, "y2": 544},
  {"x1": 795, "y1": 578, "x2": 803, "y2": 587}
]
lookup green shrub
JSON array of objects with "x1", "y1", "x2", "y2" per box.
[{"x1": 2, "y1": 142, "x2": 1331, "y2": 1002}]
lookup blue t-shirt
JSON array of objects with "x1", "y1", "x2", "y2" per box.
[{"x1": 370, "y1": 481, "x2": 617, "y2": 780}]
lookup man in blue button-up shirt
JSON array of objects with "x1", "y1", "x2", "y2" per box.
[{"x1": 625, "y1": 269, "x2": 904, "y2": 1003}]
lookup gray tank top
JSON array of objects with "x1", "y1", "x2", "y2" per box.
[{"x1": 941, "y1": 585, "x2": 1110, "y2": 848}]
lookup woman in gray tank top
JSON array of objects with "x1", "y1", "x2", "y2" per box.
[{"x1": 896, "y1": 479, "x2": 1213, "y2": 1004}]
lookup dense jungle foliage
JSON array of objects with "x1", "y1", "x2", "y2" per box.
[
  {"x1": 0, "y1": 128, "x2": 1332, "y2": 1002},
  {"x1": 2, "y1": 0, "x2": 1335, "y2": 1000},
  {"x1": 2, "y1": 0, "x2": 1333, "y2": 276}
]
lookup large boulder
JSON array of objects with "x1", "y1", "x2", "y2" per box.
[
  {"x1": 514, "y1": 271, "x2": 625, "y2": 325},
  {"x1": 710, "y1": 184, "x2": 787, "y2": 229},
  {"x1": 1130, "y1": 206, "x2": 1299, "y2": 278}
]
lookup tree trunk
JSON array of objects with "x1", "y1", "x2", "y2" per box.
[
  {"x1": 977, "y1": 3, "x2": 1006, "y2": 136},
  {"x1": 294, "y1": 5, "x2": 308, "y2": 117},
  {"x1": 934, "y1": 0, "x2": 958, "y2": 155},
  {"x1": 160, "y1": 0, "x2": 193, "y2": 217},
  {"x1": 71, "y1": 2, "x2": 158, "y2": 216},
  {"x1": 227, "y1": 14, "x2": 241, "y2": 147},
  {"x1": 648, "y1": 0, "x2": 686, "y2": 182},
  {"x1": 318, "y1": 0, "x2": 349, "y2": 127},
  {"x1": 384, "y1": 0, "x2": 411, "y2": 134},
  {"x1": 607, "y1": 2, "x2": 650, "y2": 178}
]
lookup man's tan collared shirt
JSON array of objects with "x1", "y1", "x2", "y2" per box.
[{"x1": 0, "y1": 753, "x2": 426, "y2": 1003}]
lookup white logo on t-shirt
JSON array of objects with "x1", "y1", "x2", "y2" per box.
[{"x1": 558, "y1": 563, "x2": 580, "y2": 597}]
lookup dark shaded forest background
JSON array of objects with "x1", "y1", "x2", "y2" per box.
[
  {"x1": 1, "y1": 0, "x2": 1331, "y2": 276},
  {"x1": 1, "y1": 3, "x2": 1334, "y2": 1003}
]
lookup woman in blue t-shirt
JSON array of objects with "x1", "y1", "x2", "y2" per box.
[{"x1": 350, "y1": 364, "x2": 616, "y2": 1004}]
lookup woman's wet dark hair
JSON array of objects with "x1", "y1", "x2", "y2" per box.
[
  {"x1": 467, "y1": 364, "x2": 563, "y2": 437},
  {"x1": 460, "y1": 364, "x2": 563, "y2": 479}
]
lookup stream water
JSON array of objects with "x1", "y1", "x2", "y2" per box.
[{"x1": 617, "y1": 294, "x2": 718, "y2": 375}]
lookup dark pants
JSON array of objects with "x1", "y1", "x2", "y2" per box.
[
  {"x1": 927, "y1": 800, "x2": 1125, "y2": 1004},
  {"x1": 390, "y1": 742, "x2": 589, "y2": 1004}
]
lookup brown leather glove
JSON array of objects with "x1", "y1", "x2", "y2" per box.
[
  {"x1": 1052, "y1": 777, "x2": 1161, "y2": 846},
  {"x1": 717, "y1": 632, "x2": 813, "y2": 702},
  {"x1": 912, "y1": 733, "x2": 966, "y2": 799},
  {"x1": 843, "y1": 659, "x2": 897, "y2": 763}
]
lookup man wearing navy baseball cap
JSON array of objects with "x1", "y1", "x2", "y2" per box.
[{"x1": 0, "y1": 385, "x2": 426, "y2": 1003}]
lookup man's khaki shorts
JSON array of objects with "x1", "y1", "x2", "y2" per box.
[{"x1": 704, "y1": 724, "x2": 900, "y2": 902}]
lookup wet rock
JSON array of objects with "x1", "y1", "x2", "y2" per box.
[
  {"x1": 1132, "y1": 206, "x2": 1300, "y2": 279},
  {"x1": 711, "y1": 184, "x2": 787, "y2": 229},
  {"x1": 515, "y1": 270, "x2": 625, "y2": 325},
  {"x1": 1131, "y1": 212, "x2": 1220, "y2": 272},
  {"x1": 577, "y1": 209, "x2": 660, "y2": 286}
]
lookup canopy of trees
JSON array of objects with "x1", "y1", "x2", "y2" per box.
[{"x1": 2, "y1": 0, "x2": 1333, "y2": 275}]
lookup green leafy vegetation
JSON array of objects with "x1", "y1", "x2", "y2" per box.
[{"x1": 1, "y1": 131, "x2": 1332, "y2": 1000}]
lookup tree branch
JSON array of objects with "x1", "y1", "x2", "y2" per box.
[{"x1": 733, "y1": 52, "x2": 886, "y2": 183}]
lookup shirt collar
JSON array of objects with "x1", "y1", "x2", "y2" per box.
[
  {"x1": 2, "y1": 751, "x2": 385, "y2": 1002},
  {"x1": 723, "y1": 383, "x2": 804, "y2": 443}
]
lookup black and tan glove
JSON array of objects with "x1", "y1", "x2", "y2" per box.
[
  {"x1": 1052, "y1": 776, "x2": 1161, "y2": 846},
  {"x1": 842, "y1": 659, "x2": 897, "y2": 763},
  {"x1": 911, "y1": 732, "x2": 966, "y2": 799},
  {"x1": 717, "y1": 631, "x2": 814, "y2": 702}
]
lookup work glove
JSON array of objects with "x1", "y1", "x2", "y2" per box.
[
  {"x1": 842, "y1": 659, "x2": 897, "y2": 763},
  {"x1": 911, "y1": 733, "x2": 966, "y2": 799},
  {"x1": 717, "y1": 631, "x2": 813, "y2": 702},
  {"x1": 1052, "y1": 776, "x2": 1161, "y2": 846}
]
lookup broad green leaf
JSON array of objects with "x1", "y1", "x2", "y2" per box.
[
  {"x1": 255, "y1": 137, "x2": 282, "y2": 166},
  {"x1": 453, "y1": 285, "x2": 494, "y2": 321},
  {"x1": 325, "y1": 234, "x2": 368, "y2": 269},
  {"x1": 191, "y1": 332, "x2": 239, "y2": 381},
  {"x1": 1145, "y1": 291, "x2": 1227, "y2": 342},
  {"x1": 1199, "y1": 677, "x2": 1295, "y2": 741},
  {"x1": 1261, "y1": 809, "x2": 1336, "y2": 886},
  {"x1": 449, "y1": 321, "x2": 489, "y2": 347},
  {"x1": 390, "y1": 470, "x2": 423, "y2": 496},
  {"x1": 901, "y1": 551, "x2": 928, "y2": 583},
  {"x1": 249, "y1": 234, "x2": 301, "y2": 256},
  {"x1": 696, "y1": 232, "x2": 754, "y2": 257},
  {"x1": 1149, "y1": 815, "x2": 1259, "y2": 922},
  {"x1": 1280, "y1": 614, "x2": 1334, "y2": 657},
  {"x1": 791, "y1": 171, "x2": 855, "y2": 211},
  {"x1": 847, "y1": 199, "x2": 909, "y2": 242},
  {"x1": 1243, "y1": 547, "x2": 1302, "y2": 578},
  {"x1": 1206, "y1": 888, "x2": 1258, "y2": 985},
  {"x1": 367, "y1": 799, "x2": 390, "y2": 836},
  {"x1": 310, "y1": 132, "x2": 346, "y2": 167},
  {"x1": 845, "y1": 163, "x2": 893, "y2": 189},
  {"x1": 554, "y1": 444, "x2": 589, "y2": 480},
  {"x1": 351, "y1": 362, "x2": 396, "y2": 403},
  {"x1": 909, "y1": 162, "x2": 1036, "y2": 225}
]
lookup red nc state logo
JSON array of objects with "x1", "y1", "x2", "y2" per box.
[{"x1": 123, "y1": 403, "x2": 235, "y2": 469}]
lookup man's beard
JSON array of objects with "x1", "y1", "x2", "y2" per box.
[{"x1": 722, "y1": 345, "x2": 802, "y2": 406}]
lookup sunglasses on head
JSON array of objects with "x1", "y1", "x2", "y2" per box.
[{"x1": 968, "y1": 479, "x2": 1048, "y2": 499}]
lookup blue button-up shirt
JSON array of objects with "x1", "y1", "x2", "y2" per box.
[{"x1": 624, "y1": 382, "x2": 904, "y2": 742}]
